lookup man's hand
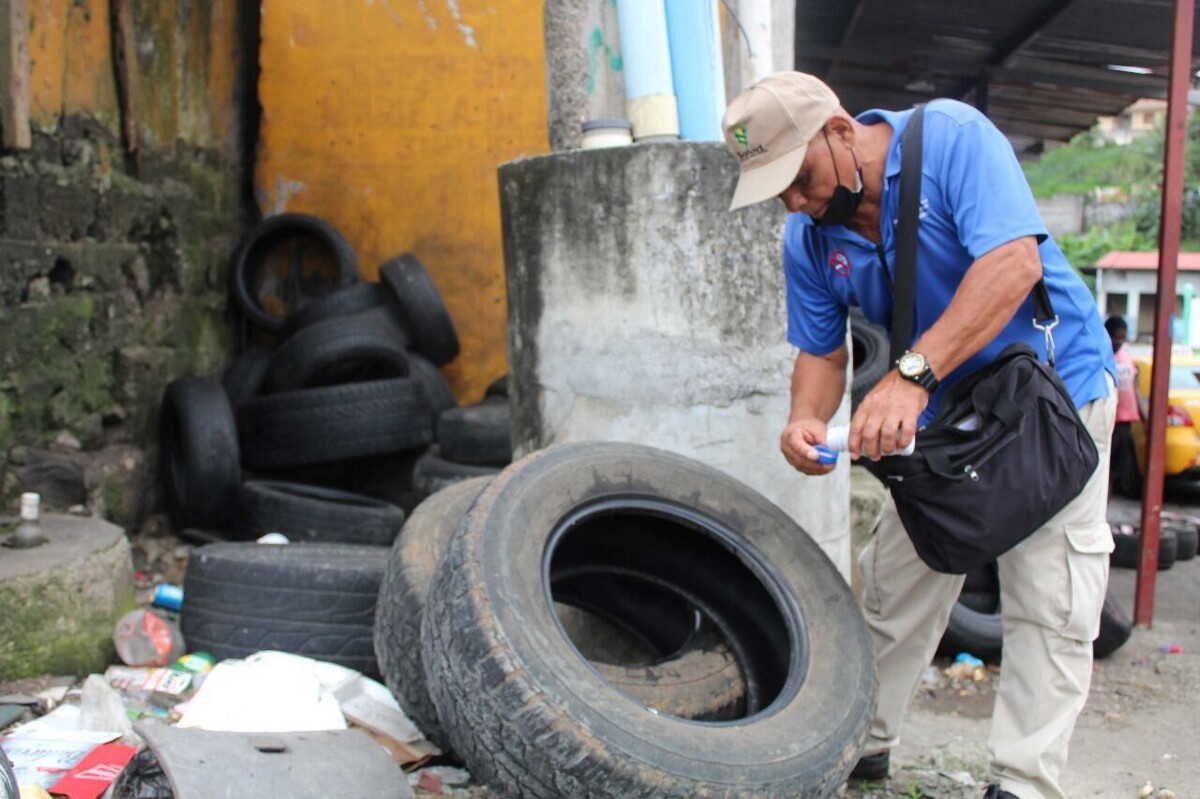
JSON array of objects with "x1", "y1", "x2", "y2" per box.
[
  {"x1": 780, "y1": 419, "x2": 836, "y2": 475},
  {"x1": 848, "y1": 371, "x2": 929, "y2": 460}
]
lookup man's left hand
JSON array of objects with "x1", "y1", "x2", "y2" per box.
[{"x1": 848, "y1": 371, "x2": 929, "y2": 460}]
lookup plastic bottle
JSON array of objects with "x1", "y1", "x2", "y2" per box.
[
  {"x1": 113, "y1": 608, "x2": 186, "y2": 667},
  {"x1": 815, "y1": 425, "x2": 916, "y2": 464},
  {"x1": 7, "y1": 492, "x2": 46, "y2": 549}
]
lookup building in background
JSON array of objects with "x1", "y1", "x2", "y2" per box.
[
  {"x1": 1094, "y1": 98, "x2": 1169, "y2": 145},
  {"x1": 1095, "y1": 250, "x2": 1200, "y2": 345}
]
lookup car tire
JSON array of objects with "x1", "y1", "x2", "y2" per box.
[
  {"x1": 1110, "y1": 525, "x2": 1176, "y2": 570},
  {"x1": 238, "y1": 378, "x2": 434, "y2": 470},
  {"x1": 1163, "y1": 518, "x2": 1198, "y2": 561},
  {"x1": 375, "y1": 477, "x2": 745, "y2": 749},
  {"x1": 410, "y1": 446, "x2": 500, "y2": 497},
  {"x1": 229, "y1": 214, "x2": 357, "y2": 333},
  {"x1": 375, "y1": 477, "x2": 494, "y2": 746},
  {"x1": 264, "y1": 313, "x2": 411, "y2": 394},
  {"x1": 181, "y1": 541, "x2": 386, "y2": 677},
  {"x1": 222, "y1": 344, "x2": 273, "y2": 408},
  {"x1": 436, "y1": 399, "x2": 512, "y2": 466},
  {"x1": 379, "y1": 254, "x2": 460, "y2": 366},
  {"x1": 278, "y1": 282, "x2": 394, "y2": 340},
  {"x1": 159, "y1": 377, "x2": 241, "y2": 531},
  {"x1": 938, "y1": 599, "x2": 1003, "y2": 663},
  {"x1": 235, "y1": 480, "x2": 405, "y2": 546},
  {"x1": 408, "y1": 353, "x2": 459, "y2": 417},
  {"x1": 422, "y1": 442, "x2": 875, "y2": 798},
  {"x1": 1093, "y1": 594, "x2": 1133, "y2": 659}
]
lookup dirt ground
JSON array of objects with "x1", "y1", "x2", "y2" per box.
[{"x1": 842, "y1": 490, "x2": 1200, "y2": 799}]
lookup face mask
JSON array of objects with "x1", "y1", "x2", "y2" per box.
[{"x1": 814, "y1": 129, "x2": 864, "y2": 228}]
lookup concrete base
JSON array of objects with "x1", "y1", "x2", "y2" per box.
[
  {"x1": 499, "y1": 141, "x2": 852, "y2": 575},
  {"x1": 0, "y1": 514, "x2": 136, "y2": 680}
]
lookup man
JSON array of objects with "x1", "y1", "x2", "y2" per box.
[
  {"x1": 722, "y1": 72, "x2": 1116, "y2": 799},
  {"x1": 1105, "y1": 315, "x2": 1141, "y2": 496}
]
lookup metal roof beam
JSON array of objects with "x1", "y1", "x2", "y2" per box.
[{"x1": 951, "y1": 0, "x2": 1083, "y2": 100}]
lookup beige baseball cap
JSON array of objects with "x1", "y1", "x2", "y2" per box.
[{"x1": 723, "y1": 72, "x2": 841, "y2": 210}]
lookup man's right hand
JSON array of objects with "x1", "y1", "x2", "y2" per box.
[{"x1": 780, "y1": 419, "x2": 835, "y2": 475}]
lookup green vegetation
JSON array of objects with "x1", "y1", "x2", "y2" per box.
[
  {"x1": 1022, "y1": 113, "x2": 1200, "y2": 266},
  {"x1": 1023, "y1": 133, "x2": 1158, "y2": 199}
]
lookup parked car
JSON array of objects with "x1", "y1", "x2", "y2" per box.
[{"x1": 1130, "y1": 353, "x2": 1200, "y2": 481}]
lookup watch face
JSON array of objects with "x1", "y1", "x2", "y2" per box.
[{"x1": 898, "y1": 352, "x2": 925, "y2": 377}]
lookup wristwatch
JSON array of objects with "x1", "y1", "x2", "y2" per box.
[{"x1": 897, "y1": 351, "x2": 940, "y2": 392}]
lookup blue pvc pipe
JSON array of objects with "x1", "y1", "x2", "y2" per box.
[
  {"x1": 615, "y1": 0, "x2": 675, "y2": 101},
  {"x1": 664, "y1": 0, "x2": 725, "y2": 141}
]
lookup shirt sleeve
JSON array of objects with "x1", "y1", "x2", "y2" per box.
[
  {"x1": 783, "y1": 221, "x2": 847, "y2": 355},
  {"x1": 930, "y1": 104, "x2": 1048, "y2": 261}
]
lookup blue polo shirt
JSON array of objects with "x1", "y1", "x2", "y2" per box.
[{"x1": 783, "y1": 99, "x2": 1114, "y2": 423}]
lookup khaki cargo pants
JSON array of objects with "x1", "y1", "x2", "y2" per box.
[{"x1": 858, "y1": 381, "x2": 1116, "y2": 799}]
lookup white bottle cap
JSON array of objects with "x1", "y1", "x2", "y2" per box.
[{"x1": 19, "y1": 492, "x2": 40, "y2": 521}]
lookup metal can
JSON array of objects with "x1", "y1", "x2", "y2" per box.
[{"x1": 152, "y1": 582, "x2": 184, "y2": 612}]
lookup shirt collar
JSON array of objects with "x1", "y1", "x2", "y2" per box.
[{"x1": 856, "y1": 107, "x2": 912, "y2": 180}]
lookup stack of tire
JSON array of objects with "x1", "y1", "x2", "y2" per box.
[
  {"x1": 159, "y1": 213, "x2": 512, "y2": 676},
  {"x1": 375, "y1": 441, "x2": 879, "y2": 796},
  {"x1": 1110, "y1": 515, "x2": 1199, "y2": 571},
  {"x1": 937, "y1": 559, "x2": 1133, "y2": 664}
]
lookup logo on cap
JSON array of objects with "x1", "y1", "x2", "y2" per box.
[{"x1": 733, "y1": 127, "x2": 748, "y2": 146}]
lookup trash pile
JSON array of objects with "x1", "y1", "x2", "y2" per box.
[{"x1": 0, "y1": 648, "x2": 431, "y2": 799}]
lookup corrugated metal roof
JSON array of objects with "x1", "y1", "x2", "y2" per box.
[
  {"x1": 794, "y1": 0, "x2": 1200, "y2": 152},
  {"x1": 1096, "y1": 250, "x2": 1200, "y2": 269}
]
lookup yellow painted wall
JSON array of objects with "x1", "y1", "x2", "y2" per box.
[
  {"x1": 24, "y1": 0, "x2": 237, "y2": 152},
  {"x1": 255, "y1": 1, "x2": 548, "y2": 402}
]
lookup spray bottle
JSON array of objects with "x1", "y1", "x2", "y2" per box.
[{"x1": 814, "y1": 425, "x2": 916, "y2": 464}]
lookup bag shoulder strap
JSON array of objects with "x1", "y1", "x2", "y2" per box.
[
  {"x1": 888, "y1": 104, "x2": 1060, "y2": 368},
  {"x1": 889, "y1": 105, "x2": 924, "y2": 367}
]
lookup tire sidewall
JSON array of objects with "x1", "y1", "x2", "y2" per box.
[{"x1": 427, "y1": 443, "x2": 874, "y2": 785}]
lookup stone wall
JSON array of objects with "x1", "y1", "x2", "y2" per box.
[
  {"x1": 0, "y1": 0, "x2": 249, "y2": 530},
  {"x1": 0, "y1": 120, "x2": 240, "y2": 529}
]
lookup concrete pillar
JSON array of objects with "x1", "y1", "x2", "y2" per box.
[{"x1": 498, "y1": 142, "x2": 852, "y2": 576}]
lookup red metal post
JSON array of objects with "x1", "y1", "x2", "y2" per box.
[{"x1": 1135, "y1": 0, "x2": 1194, "y2": 627}]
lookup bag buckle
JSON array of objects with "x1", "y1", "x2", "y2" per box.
[
  {"x1": 1033, "y1": 314, "x2": 1059, "y2": 367},
  {"x1": 964, "y1": 464, "x2": 979, "y2": 482}
]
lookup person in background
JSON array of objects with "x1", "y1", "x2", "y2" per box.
[
  {"x1": 721, "y1": 71, "x2": 1115, "y2": 799},
  {"x1": 1105, "y1": 315, "x2": 1141, "y2": 496}
]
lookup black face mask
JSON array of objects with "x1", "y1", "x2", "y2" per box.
[{"x1": 814, "y1": 130, "x2": 864, "y2": 228}]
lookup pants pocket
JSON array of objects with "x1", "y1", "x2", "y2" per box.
[{"x1": 1063, "y1": 521, "x2": 1112, "y2": 642}]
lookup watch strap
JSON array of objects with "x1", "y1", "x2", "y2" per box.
[{"x1": 906, "y1": 367, "x2": 939, "y2": 392}]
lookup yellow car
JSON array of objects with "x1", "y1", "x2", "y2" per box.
[{"x1": 1129, "y1": 353, "x2": 1200, "y2": 483}]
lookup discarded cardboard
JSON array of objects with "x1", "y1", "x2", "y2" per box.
[
  {"x1": 1, "y1": 706, "x2": 119, "y2": 790},
  {"x1": 47, "y1": 742, "x2": 137, "y2": 799}
]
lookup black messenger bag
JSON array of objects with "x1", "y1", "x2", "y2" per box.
[
  {"x1": 865, "y1": 104, "x2": 1100, "y2": 574},
  {"x1": 863, "y1": 342, "x2": 1099, "y2": 573}
]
